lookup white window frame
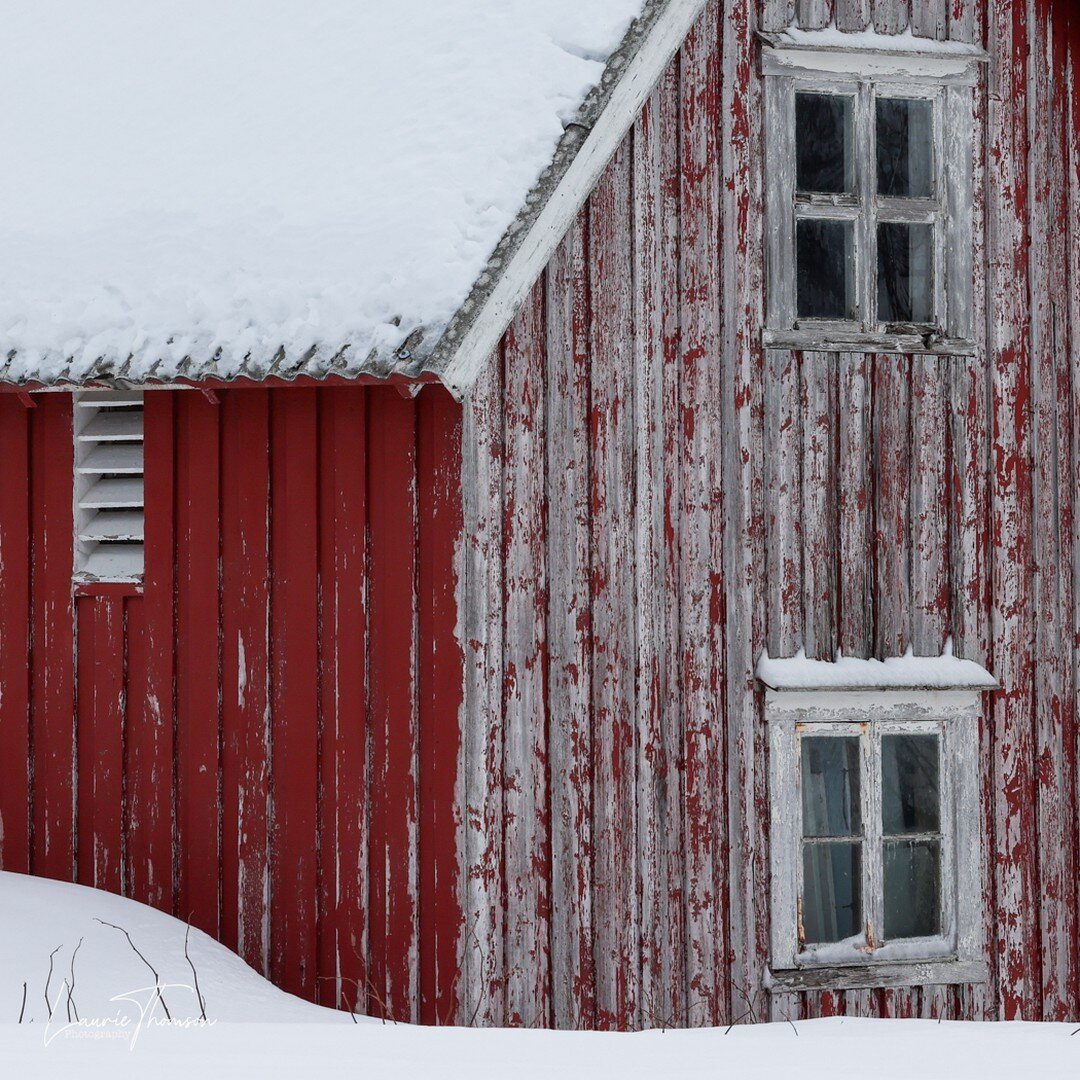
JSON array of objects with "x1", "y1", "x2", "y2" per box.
[
  {"x1": 767, "y1": 689, "x2": 986, "y2": 992},
  {"x1": 760, "y1": 36, "x2": 985, "y2": 357}
]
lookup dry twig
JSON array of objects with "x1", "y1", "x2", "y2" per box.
[
  {"x1": 44, "y1": 945, "x2": 62, "y2": 1019},
  {"x1": 66, "y1": 938, "x2": 83, "y2": 1022},
  {"x1": 94, "y1": 918, "x2": 171, "y2": 1020},
  {"x1": 184, "y1": 924, "x2": 207, "y2": 1021}
]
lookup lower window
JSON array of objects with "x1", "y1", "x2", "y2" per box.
[{"x1": 767, "y1": 689, "x2": 985, "y2": 990}]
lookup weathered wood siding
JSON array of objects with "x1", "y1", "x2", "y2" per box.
[
  {"x1": 0, "y1": 386, "x2": 464, "y2": 1025},
  {"x1": 459, "y1": 0, "x2": 1080, "y2": 1027},
  {"x1": 1, "y1": 0, "x2": 1078, "y2": 1034}
]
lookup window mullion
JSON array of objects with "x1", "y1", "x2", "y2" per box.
[
  {"x1": 940, "y1": 720, "x2": 957, "y2": 949},
  {"x1": 864, "y1": 722, "x2": 883, "y2": 948},
  {"x1": 933, "y1": 89, "x2": 948, "y2": 330},
  {"x1": 856, "y1": 81, "x2": 876, "y2": 332}
]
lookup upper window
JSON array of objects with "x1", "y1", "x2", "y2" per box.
[
  {"x1": 74, "y1": 390, "x2": 145, "y2": 582},
  {"x1": 761, "y1": 36, "x2": 984, "y2": 355}
]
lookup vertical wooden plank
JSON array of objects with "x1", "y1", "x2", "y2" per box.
[
  {"x1": 948, "y1": 0, "x2": 977, "y2": 45},
  {"x1": 589, "y1": 142, "x2": 639, "y2": 1032},
  {"x1": 1069, "y1": 28, "x2": 1080, "y2": 1027},
  {"x1": 911, "y1": 356, "x2": 950, "y2": 656},
  {"x1": 680, "y1": 2, "x2": 726, "y2": 1027},
  {"x1": 314, "y1": 388, "x2": 369, "y2": 1012},
  {"x1": 911, "y1": 0, "x2": 949, "y2": 40},
  {"x1": 220, "y1": 389, "x2": 271, "y2": 974},
  {"x1": 128, "y1": 390, "x2": 174, "y2": 912},
  {"x1": 835, "y1": 0, "x2": 873, "y2": 33},
  {"x1": 366, "y1": 389, "x2": 420, "y2": 1022},
  {"x1": 873, "y1": 354, "x2": 911, "y2": 658},
  {"x1": 76, "y1": 597, "x2": 125, "y2": 892},
  {"x1": 416, "y1": 386, "x2": 465, "y2": 1026},
  {"x1": 500, "y1": 286, "x2": 552, "y2": 1028},
  {"x1": 764, "y1": 349, "x2": 803, "y2": 658},
  {"x1": 761, "y1": 0, "x2": 797, "y2": 34},
  {"x1": 987, "y1": 0, "x2": 1038, "y2": 1019},
  {"x1": 269, "y1": 390, "x2": 321, "y2": 1000},
  {"x1": 800, "y1": 353, "x2": 838, "y2": 660},
  {"x1": 1030, "y1": 3, "x2": 1079, "y2": 1022},
  {"x1": 30, "y1": 394, "x2": 76, "y2": 882},
  {"x1": 797, "y1": 0, "x2": 833, "y2": 31},
  {"x1": 460, "y1": 354, "x2": 506, "y2": 1027},
  {"x1": 175, "y1": 393, "x2": 221, "y2": 935},
  {"x1": 954, "y1": 1, "x2": 994, "y2": 1023},
  {"x1": 873, "y1": 0, "x2": 909, "y2": 35},
  {"x1": 634, "y1": 70, "x2": 686, "y2": 1031},
  {"x1": 122, "y1": 598, "x2": 146, "y2": 894},
  {"x1": 544, "y1": 219, "x2": 595, "y2": 1030},
  {"x1": 0, "y1": 397, "x2": 31, "y2": 873},
  {"x1": 723, "y1": 0, "x2": 769, "y2": 1028},
  {"x1": 953, "y1": 355, "x2": 996, "y2": 1025},
  {"x1": 838, "y1": 353, "x2": 874, "y2": 659}
]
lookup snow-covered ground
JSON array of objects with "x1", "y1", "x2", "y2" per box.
[
  {"x1": 2, "y1": 872, "x2": 1077, "y2": 1078},
  {"x1": 0, "y1": 870, "x2": 351, "y2": 1026}
]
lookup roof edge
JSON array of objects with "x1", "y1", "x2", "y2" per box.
[{"x1": 430, "y1": 0, "x2": 707, "y2": 399}]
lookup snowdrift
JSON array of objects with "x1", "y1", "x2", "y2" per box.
[
  {"x1": 0, "y1": 870, "x2": 350, "y2": 1025},
  {"x1": 0, "y1": 872, "x2": 1076, "y2": 1078}
]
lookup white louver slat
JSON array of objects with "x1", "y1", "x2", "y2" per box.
[{"x1": 74, "y1": 391, "x2": 146, "y2": 581}]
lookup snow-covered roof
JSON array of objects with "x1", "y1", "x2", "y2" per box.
[
  {"x1": 756, "y1": 644, "x2": 998, "y2": 691},
  {"x1": 0, "y1": 1, "x2": 698, "y2": 394}
]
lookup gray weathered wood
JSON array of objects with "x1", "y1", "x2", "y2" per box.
[
  {"x1": 544, "y1": 220, "x2": 596, "y2": 1030},
  {"x1": 764, "y1": 349, "x2": 803, "y2": 657},
  {"x1": 800, "y1": 353, "x2": 838, "y2": 659},
  {"x1": 588, "y1": 141, "x2": 640, "y2": 1029},
  {"x1": 501, "y1": 285, "x2": 551, "y2": 1026},
  {"x1": 460, "y1": 348, "x2": 506, "y2": 1025},
  {"x1": 838, "y1": 352, "x2": 873, "y2": 658},
  {"x1": 797, "y1": 0, "x2": 832, "y2": 31},
  {"x1": 761, "y1": 0, "x2": 797, "y2": 33},
  {"x1": 910, "y1": 0, "x2": 948, "y2": 41},
  {"x1": 835, "y1": 0, "x2": 872, "y2": 33},
  {"x1": 872, "y1": 0, "x2": 908, "y2": 35}
]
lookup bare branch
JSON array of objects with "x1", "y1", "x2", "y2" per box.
[
  {"x1": 184, "y1": 924, "x2": 207, "y2": 1021},
  {"x1": 44, "y1": 945, "x2": 62, "y2": 1019},
  {"x1": 94, "y1": 918, "x2": 171, "y2": 1020},
  {"x1": 67, "y1": 937, "x2": 83, "y2": 1022},
  {"x1": 18, "y1": 981, "x2": 27, "y2": 1024}
]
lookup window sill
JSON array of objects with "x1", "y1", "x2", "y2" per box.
[
  {"x1": 74, "y1": 578, "x2": 144, "y2": 599},
  {"x1": 767, "y1": 959, "x2": 987, "y2": 993},
  {"x1": 761, "y1": 327, "x2": 977, "y2": 356}
]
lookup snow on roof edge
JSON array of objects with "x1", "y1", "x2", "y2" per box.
[{"x1": 756, "y1": 641, "x2": 999, "y2": 691}]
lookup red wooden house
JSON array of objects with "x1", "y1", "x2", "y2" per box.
[{"x1": 1, "y1": 0, "x2": 1078, "y2": 1029}]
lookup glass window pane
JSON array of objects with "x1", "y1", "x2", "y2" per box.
[
  {"x1": 882, "y1": 733, "x2": 940, "y2": 835},
  {"x1": 796, "y1": 92, "x2": 855, "y2": 195},
  {"x1": 877, "y1": 222, "x2": 933, "y2": 324},
  {"x1": 876, "y1": 97, "x2": 934, "y2": 198},
  {"x1": 884, "y1": 839, "x2": 941, "y2": 939},
  {"x1": 797, "y1": 219, "x2": 856, "y2": 320},
  {"x1": 802, "y1": 842, "x2": 862, "y2": 944},
  {"x1": 801, "y1": 736, "x2": 862, "y2": 837}
]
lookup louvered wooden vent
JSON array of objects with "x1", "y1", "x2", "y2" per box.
[{"x1": 74, "y1": 390, "x2": 145, "y2": 581}]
